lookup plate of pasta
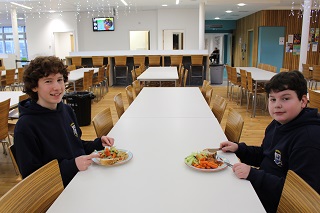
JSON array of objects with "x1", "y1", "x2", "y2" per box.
[{"x1": 92, "y1": 147, "x2": 133, "y2": 166}]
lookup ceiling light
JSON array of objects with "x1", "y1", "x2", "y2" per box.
[
  {"x1": 214, "y1": 17, "x2": 220, "y2": 20},
  {"x1": 17, "y1": 17, "x2": 24, "y2": 20},
  {"x1": 48, "y1": 10, "x2": 56, "y2": 13},
  {"x1": 237, "y1": 3, "x2": 246, "y2": 7},
  {"x1": 162, "y1": 4, "x2": 168, "y2": 7},
  {"x1": 176, "y1": 0, "x2": 179, "y2": 4},
  {"x1": 120, "y1": 0, "x2": 128, "y2": 6},
  {"x1": 10, "y1": 2, "x2": 32, "y2": 10},
  {"x1": 225, "y1": 10, "x2": 233, "y2": 13}
]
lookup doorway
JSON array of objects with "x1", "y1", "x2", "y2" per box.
[
  {"x1": 129, "y1": 31, "x2": 150, "y2": 50},
  {"x1": 163, "y1": 30, "x2": 184, "y2": 50},
  {"x1": 53, "y1": 32, "x2": 74, "y2": 62}
]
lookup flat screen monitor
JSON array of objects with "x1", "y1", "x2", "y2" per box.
[{"x1": 93, "y1": 17, "x2": 115, "y2": 31}]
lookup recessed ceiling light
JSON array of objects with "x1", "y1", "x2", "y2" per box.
[
  {"x1": 176, "y1": 0, "x2": 179, "y2": 4},
  {"x1": 214, "y1": 17, "x2": 220, "y2": 20},
  {"x1": 225, "y1": 10, "x2": 233, "y2": 13},
  {"x1": 120, "y1": 0, "x2": 128, "y2": 6},
  {"x1": 237, "y1": 3, "x2": 246, "y2": 7},
  {"x1": 17, "y1": 17, "x2": 24, "y2": 20},
  {"x1": 162, "y1": 4, "x2": 168, "y2": 7},
  {"x1": 48, "y1": 10, "x2": 56, "y2": 13},
  {"x1": 10, "y1": 2, "x2": 32, "y2": 10}
]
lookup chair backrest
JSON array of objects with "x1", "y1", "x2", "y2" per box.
[
  {"x1": 17, "y1": 67, "x2": 24, "y2": 83},
  {"x1": 131, "y1": 69, "x2": 137, "y2": 81},
  {"x1": 277, "y1": 170, "x2": 320, "y2": 213},
  {"x1": 0, "y1": 159, "x2": 64, "y2": 213},
  {"x1": 97, "y1": 66, "x2": 105, "y2": 82},
  {"x1": 133, "y1": 56, "x2": 146, "y2": 66},
  {"x1": 66, "y1": 64, "x2": 76, "y2": 72},
  {"x1": 114, "y1": 93, "x2": 125, "y2": 119},
  {"x1": 170, "y1": 55, "x2": 183, "y2": 67},
  {"x1": 280, "y1": 68, "x2": 289, "y2": 72},
  {"x1": 302, "y1": 64, "x2": 312, "y2": 79},
  {"x1": 201, "y1": 80, "x2": 210, "y2": 97},
  {"x1": 114, "y1": 56, "x2": 127, "y2": 66},
  {"x1": 135, "y1": 67, "x2": 143, "y2": 77},
  {"x1": 225, "y1": 108, "x2": 244, "y2": 142},
  {"x1": 205, "y1": 84, "x2": 213, "y2": 106},
  {"x1": 148, "y1": 55, "x2": 161, "y2": 66},
  {"x1": 240, "y1": 69, "x2": 247, "y2": 89},
  {"x1": 82, "y1": 71, "x2": 91, "y2": 91},
  {"x1": 312, "y1": 65, "x2": 320, "y2": 82},
  {"x1": 269, "y1": 65, "x2": 277, "y2": 73},
  {"x1": 92, "y1": 107, "x2": 114, "y2": 137},
  {"x1": 191, "y1": 55, "x2": 203, "y2": 65},
  {"x1": 0, "y1": 98, "x2": 10, "y2": 140},
  {"x1": 308, "y1": 89, "x2": 320, "y2": 111},
  {"x1": 230, "y1": 67, "x2": 239, "y2": 85},
  {"x1": 211, "y1": 95, "x2": 227, "y2": 123},
  {"x1": 182, "y1": 68, "x2": 188, "y2": 87},
  {"x1": 257, "y1": 63, "x2": 264, "y2": 69},
  {"x1": 125, "y1": 85, "x2": 134, "y2": 105},
  {"x1": 178, "y1": 65, "x2": 185, "y2": 87},
  {"x1": 5, "y1": 69, "x2": 16, "y2": 86},
  {"x1": 19, "y1": 94, "x2": 29, "y2": 102},
  {"x1": 226, "y1": 65, "x2": 232, "y2": 82},
  {"x1": 132, "y1": 80, "x2": 141, "y2": 98},
  {"x1": 71, "y1": 57, "x2": 82, "y2": 67},
  {"x1": 246, "y1": 72, "x2": 254, "y2": 93},
  {"x1": 92, "y1": 56, "x2": 104, "y2": 67}
]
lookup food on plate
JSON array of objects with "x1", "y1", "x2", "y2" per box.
[
  {"x1": 97, "y1": 146, "x2": 128, "y2": 165},
  {"x1": 185, "y1": 151, "x2": 223, "y2": 169}
]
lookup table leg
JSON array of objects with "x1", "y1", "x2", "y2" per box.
[
  {"x1": 73, "y1": 82, "x2": 76, "y2": 91},
  {"x1": 253, "y1": 80, "x2": 258, "y2": 117}
]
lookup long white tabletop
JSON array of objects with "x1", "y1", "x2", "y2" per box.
[
  {"x1": 67, "y1": 67, "x2": 99, "y2": 91},
  {"x1": 236, "y1": 67, "x2": 276, "y2": 117},
  {"x1": 0, "y1": 91, "x2": 24, "y2": 109},
  {"x1": 137, "y1": 66, "x2": 179, "y2": 86},
  {"x1": 47, "y1": 87, "x2": 266, "y2": 213}
]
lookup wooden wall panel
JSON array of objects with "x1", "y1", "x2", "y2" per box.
[{"x1": 234, "y1": 10, "x2": 320, "y2": 71}]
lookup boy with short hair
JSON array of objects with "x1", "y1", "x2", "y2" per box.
[
  {"x1": 220, "y1": 70, "x2": 320, "y2": 212},
  {"x1": 14, "y1": 56, "x2": 114, "y2": 187}
]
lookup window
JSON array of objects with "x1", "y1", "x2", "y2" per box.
[{"x1": 0, "y1": 26, "x2": 28, "y2": 60}]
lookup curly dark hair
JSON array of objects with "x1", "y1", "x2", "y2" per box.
[
  {"x1": 264, "y1": 70, "x2": 307, "y2": 100},
  {"x1": 23, "y1": 56, "x2": 68, "y2": 101}
]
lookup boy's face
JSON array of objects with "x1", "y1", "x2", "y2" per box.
[
  {"x1": 32, "y1": 73, "x2": 65, "y2": 110},
  {"x1": 268, "y1": 89, "x2": 307, "y2": 124}
]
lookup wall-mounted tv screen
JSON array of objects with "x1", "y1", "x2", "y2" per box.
[{"x1": 93, "y1": 17, "x2": 115, "y2": 31}]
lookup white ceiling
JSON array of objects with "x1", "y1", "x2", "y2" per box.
[{"x1": 0, "y1": 0, "x2": 306, "y2": 25}]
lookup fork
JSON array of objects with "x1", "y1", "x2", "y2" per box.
[{"x1": 216, "y1": 156, "x2": 233, "y2": 168}]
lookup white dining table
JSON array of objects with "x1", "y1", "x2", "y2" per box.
[
  {"x1": 137, "y1": 66, "x2": 179, "y2": 87},
  {"x1": 67, "y1": 67, "x2": 99, "y2": 91},
  {"x1": 47, "y1": 87, "x2": 266, "y2": 213},
  {"x1": 236, "y1": 67, "x2": 276, "y2": 117},
  {"x1": 0, "y1": 91, "x2": 24, "y2": 109}
]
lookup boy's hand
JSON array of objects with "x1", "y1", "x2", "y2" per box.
[
  {"x1": 75, "y1": 152, "x2": 99, "y2": 171},
  {"x1": 233, "y1": 163, "x2": 251, "y2": 179},
  {"x1": 101, "y1": 136, "x2": 114, "y2": 147},
  {"x1": 220, "y1": 141, "x2": 239, "y2": 152}
]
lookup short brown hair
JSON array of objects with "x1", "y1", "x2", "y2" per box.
[{"x1": 23, "y1": 56, "x2": 68, "y2": 101}]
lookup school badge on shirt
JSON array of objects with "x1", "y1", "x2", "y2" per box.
[
  {"x1": 274, "y1": 150, "x2": 283, "y2": 167},
  {"x1": 70, "y1": 122, "x2": 78, "y2": 137}
]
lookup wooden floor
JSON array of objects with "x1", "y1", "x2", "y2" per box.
[{"x1": 0, "y1": 84, "x2": 272, "y2": 197}]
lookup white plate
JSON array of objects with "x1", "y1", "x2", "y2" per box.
[
  {"x1": 92, "y1": 149, "x2": 133, "y2": 166},
  {"x1": 185, "y1": 154, "x2": 228, "y2": 172}
]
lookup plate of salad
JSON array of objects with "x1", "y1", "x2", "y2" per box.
[
  {"x1": 184, "y1": 151, "x2": 228, "y2": 172},
  {"x1": 92, "y1": 146, "x2": 133, "y2": 166}
]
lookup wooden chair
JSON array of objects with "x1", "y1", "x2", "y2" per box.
[
  {"x1": 190, "y1": 55, "x2": 204, "y2": 85},
  {"x1": 204, "y1": 84, "x2": 213, "y2": 106},
  {"x1": 92, "y1": 56, "x2": 104, "y2": 67},
  {"x1": 311, "y1": 64, "x2": 320, "y2": 89},
  {"x1": 246, "y1": 71, "x2": 267, "y2": 116},
  {"x1": 92, "y1": 107, "x2": 114, "y2": 137},
  {"x1": 13, "y1": 67, "x2": 24, "y2": 90},
  {"x1": 239, "y1": 69, "x2": 247, "y2": 105},
  {"x1": 125, "y1": 85, "x2": 134, "y2": 105},
  {"x1": 1, "y1": 69, "x2": 15, "y2": 91},
  {"x1": 114, "y1": 56, "x2": 128, "y2": 85},
  {"x1": 148, "y1": 55, "x2": 161, "y2": 67},
  {"x1": 277, "y1": 170, "x2": 320, "y2": 213},
  {"x1": 302, "y1": 63, "x2": 313, "y2": 88},
  {"x1": 8, "y1": 93, "x2": 29, "y2": 120},
  {"x1": 308, "y1": 89, "x2": 320, "y2": 111},
  {"x1": 177, "y1": 64, "x2": 185, "y2": 87},
  {"x1": 8, "y1": 144, "x2": 21, "y2": 177},
  {"x1": 114, "y1": 92, "x2": 125, "y2": 119},
  {"x1": 170, "y1": 55, "x2": 183, "y2": 69},
  {"x1": 200, "y1": 80, "x2": 210, "y2": 98},
  {"x1": 280, "y1": 68, "x2": 289, "y2": 72},
  {"x1": 133, "y1": 56, "x2": 146, "y2": 69},
  {"x1": 132, "y1": 80, "x2": 142, "y2": 98},
  {"x1": 224, "y1": 108, "x2": 244, "y2": 143},
  {"x1": 0, "y1": 98, "x2": 11, "y2": 155},
  {"x1": 92, "y1": 67, "x2": 106, "y2": 101},
  {"x1": 66, "y1": 64, "x2": 76, "y2": 72},
  {"x1": 257, "y1": 63, "x2": 264, "y2": 69},
  {"x1": 0, "y1": 159, "x2": 64, "y2": 213},
  {"x1": 225, "y1": 65, "x2": 232, "y2": 98},
  {"x1": 230, "y1": 66, "x2": 241, "y2": 102},
  {"x1": 71, "y1": 56, "x2": 84, "y2": 69},
  {"x1": 182, "y1": 68, "x2": 188, "y2": 87},
  {"x1": 131, "y1": 69, "x2": 137, "y2": 81},
  {"x1": 211, "y1": 95, "x2": 227, "y2": 123}
]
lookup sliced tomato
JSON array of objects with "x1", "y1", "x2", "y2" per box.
[{"x1": 104, "y1": 148, "x2": 111, "y2": 157}]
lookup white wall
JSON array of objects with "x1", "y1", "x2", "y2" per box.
[
  {"x1": 25, "y1": 12, "x2": 77, "y2": 59},
  {"x1": 25, "y1": 8, "x2": 200, "y2": 59}
]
